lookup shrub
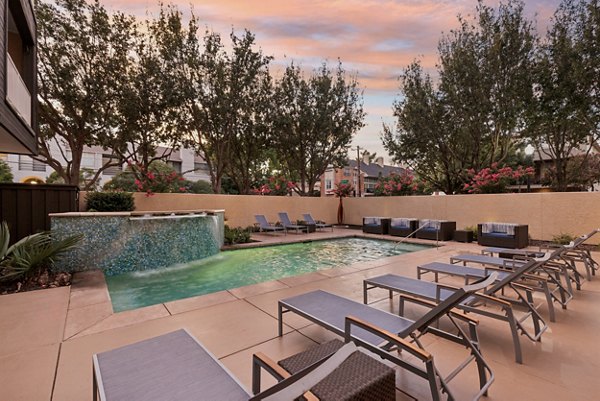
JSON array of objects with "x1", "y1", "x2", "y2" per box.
[
  {"x1": 552, "y1": 232, "x2": 575, "y2": 245},
  {"x1": 103, "y1": 171, "x2": 137, "y2": 192},
  {"x1": 373, "y1": 173, "x2": 424, "y2": 196},
  {"x1": 251, "y1": 174, "x2": 295, "y2": 196},
  {"x1": 86, "y1": 191, "x2": 135, "y2": 212},
  {"x1": 463, "y1": 163, "x2": 534, "y2": 194},
  {"x1": 0, "y1": 222, "x2": 82, "y2": 283},
  {"x1": 0, "y1": 160, "x2": 13, "y2": 183},
  {"x1": 187, "y1": 179, "x2": 213, "y2": 194},
  {"x1": 224, "y1": 225, "x2": 253, "y2": 245},
  {"x1": 464, "y1": 225, "x2": 478, "y2": 240}
]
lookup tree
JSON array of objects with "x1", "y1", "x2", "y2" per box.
[
  {"x1": 383, "y1": 0, "x2": 536, "y2": 193},
  {"x1": 35, "y1": 0, "x2": 135, "y2": 189},
  {"x1": 525, "y1": 0, "x2": 595, "y2": 191},
  {"x1": 273, "y1": 62, "x2": 365, "y2": 196},
  {"x1": 0, "y1": 160, "x2": 13, "y2": 183},
  {"x1": 542, "y1": 154, "x2": 600, "y2": 190},
  {"x1": 46, "y1": 168, "x2": 97, "y2": 189}
]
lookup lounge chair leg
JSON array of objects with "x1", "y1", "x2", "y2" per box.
[
  {"x1": 542, "y1": 282, "x2": 556, "y2": 322},
  {"x1": 278, "y1": 304, "x2": 284, "y2": 337},
  {"x1": 92, "y1": 366, "x2": 98, "y2": 401},
  {"x1": 504, "y1": 307, "x2": 523, "y2": 364},
  {"x1": 363, "y1": 281, "x2": 368, "y2": 304}
]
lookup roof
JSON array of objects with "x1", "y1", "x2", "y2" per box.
[{"x1": 347, "y1": 160, "x2": 406, "y2": 178}]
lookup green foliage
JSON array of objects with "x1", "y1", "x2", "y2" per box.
[
  {"x1": 273, "y1": 62, "x2": 366, "y2": 195},
  {"x1": 103, "y1": 171, "x2": 137, "y2": 192},
  {"x1": 542, "y1": 154, "x2": 600, "y2": 190},
  {"x1": 47, "y1": 168, "x2": 98, "y2": 190},
  {"x1": 0, "y1": 160, "x2": 13, "y2": 183},
  {"x1": 35, "y1": 0, "x2": 135, "y2": 189},
  {"x1": 463, "y1": 164, "x2": 535, "y2": 193},
  {"x1": 0, "y1": 222, "x2": 82, "y2": 283},
  {"x1": 464, "y1": 225, "x2": 479, "y2": 240},
  {"x1": 186, "y1": 180, "x2": 214, "y2": 194},
  {"x1": 224, "y1": 225, "x2": 253, "y2": 245},
  {"x1": 383, "y1": 0, "x2": 536, "y2": 193},
  {"x1": 86, "y1": 192, "x2": 135, "y2": 212},
  {"x1": 552, "y1": 232, "x2": 575, "y2": 245},
  {"x1": 103, "y1": 162, "x2": 186, "y2": 195}
]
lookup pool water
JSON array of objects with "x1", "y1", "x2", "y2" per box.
[{"x1": 106, "y1": 237, "x2": 428, "y2": 312}]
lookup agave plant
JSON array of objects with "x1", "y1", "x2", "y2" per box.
[{"x1": 0, "y1": 222, "x2": 83, "y2": 283}]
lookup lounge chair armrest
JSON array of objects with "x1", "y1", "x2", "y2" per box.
[
  {"x1": 251, "y1": 352, "x2": 318, "y2": 401},
  {"x1": 344, "y1": 315, "x2": 432, "y2": 362},
  {"x1": 510, "y1": 282, "x2": 535, "y2": 293},
  {"x1": 398, "y1": 294, "x2": 479, "y2": 325},
  {"x1": 473, "y1": 293, "x2": 511, "y2": 307}
]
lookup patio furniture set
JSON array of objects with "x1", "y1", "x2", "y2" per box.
[
  {"x1": 92, "y1": 227, "x2": 599, "y2": 400},
  {"x1": 363, "y1": 217, "x2": 530, "y2": 248},
  {"x1": 255, "y1": 213, "x2": 334, "y2": 235}
]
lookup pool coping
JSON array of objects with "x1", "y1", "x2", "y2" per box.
[{"x1": 63, "y1": 229, "x2": 449, "y2": 341}]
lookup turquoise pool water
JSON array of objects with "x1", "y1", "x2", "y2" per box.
[{"x1": 106, "y1": 237, "x2": 428, "y2": 312}]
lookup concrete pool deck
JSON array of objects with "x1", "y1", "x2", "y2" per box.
[{"x1": 1, "y1": 228, "x2": 600, "y2": 400}]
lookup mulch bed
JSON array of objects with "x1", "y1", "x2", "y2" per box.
[{"x1": 0, "y1": 269, "x2": 71, "y2": 295}]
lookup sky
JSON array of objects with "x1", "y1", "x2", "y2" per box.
[{"x1": 104, "y1": 0, "x2": 562, "y2": 163}]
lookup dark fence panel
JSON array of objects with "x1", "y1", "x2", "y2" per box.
[{"x1": 0, "y1": 183, "x2": 79, "y2": 244}]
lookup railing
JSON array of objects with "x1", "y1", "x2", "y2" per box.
[{"x1": 6, "y1": 54, "x2": 32, "y2": 126}]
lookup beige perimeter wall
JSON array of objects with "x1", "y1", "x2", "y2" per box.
[{"x1": 80, "y1": 192, "x2": 600, "y2": 243}]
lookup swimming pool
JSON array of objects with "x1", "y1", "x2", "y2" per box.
[{"x1": 106, "y1": 237, "x2": 429, "y2": 312}]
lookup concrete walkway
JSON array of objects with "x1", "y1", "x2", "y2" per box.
[{"x1": 1, "y1": 229, "x2": 600, "y2": 400}]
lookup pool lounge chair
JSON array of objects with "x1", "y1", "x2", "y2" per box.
[
  {"x1": 254, "y1": 215, "x2": 285, "y2": 235},
  {"x1": 93, "y1": 329, "x2": 396, "y2": 401},
  {"x1": 363, "y1": 258, "x2": 554, "y2": 364},
  {"x1": 278, "y1": 212, "x2": 308, "y2": 234},
  {"x1": 302, "y1": 213, "x2": 334, "y2": 231},
  {"x1": 417, "y1": 243, "x2": 579, "y2": 322},
  {"x1": 278, "y1": 274, "x2": 498, "y2": 401}
]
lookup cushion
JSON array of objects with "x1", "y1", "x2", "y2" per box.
[
  {"x1": 419, "y1": 219, "x2": 441, "y2": 230},
  {"x1": 390, "y1": 218, "x2": 413, "y2": 228},
  {"x1": 482, "y1": 222, "x2": 517, "y2": 235},
  {"x1": 364, "y1": 217, "x2": 381, "y2": 225}
]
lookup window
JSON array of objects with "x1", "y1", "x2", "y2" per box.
[
  {"x1": 343, "y1": 168, "x2": 351, "y2": 176},
  {"x1": 102, "y1": 155, "x2": 122, "y2": 175},
  {"x1": 325, "y1": 179, "x2": 332, "y2": 190},
  {"x1": 168, "y1": 161, "x2": 182, "y2": 174},
  {"x1": 194, "y1": 162, "x2": 209, "y2": 172},
  {"x1": 18, "y1": 155, "x2": 45, "y2": 172},
  {"x1": 81, "y1": 152, "x2": 95, "y2": 169}
]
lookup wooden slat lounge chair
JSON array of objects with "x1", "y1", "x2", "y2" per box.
[
  {"x1": 93, "y1": 329, "x2": 396, "y2": 401},
  {"x1": 302, "y1": 213, "x2": 334, "y2": 231},
  {"x1": 254, "y1": 214, "x2": 285, "y2": 235},
  {"x1": 278, "y1": 212, "x2": 308, "y2": 234},
  {"x1": 278, "y1": 273, "x2": 498, "y2": 401}
]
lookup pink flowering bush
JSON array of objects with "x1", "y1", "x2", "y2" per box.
[
  {"x1": 463, "y1": 163, "x2": 534, "y2": 194},
  {"x1": 129, "y1": 161, "x2": 187, "y2": 197},
  {"x1": 373, "y1": 172, "x2": 422, "y2": 196},
  {"x1": 251, "y1": 175, "x2": 295, "y2": 196},
  {"x1": 333, "y1": 182, "x2": 354, "y2": 198}
]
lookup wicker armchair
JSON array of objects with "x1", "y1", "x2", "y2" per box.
[
  {"x1": 389, "y1": 218, "x2": 418, "y2": 237},
  {"x1": 362, "y1": 217, "x2": 391, "y2": 235},
  {"x1": 477, "y1": 223, "x2": 529, "y2": 249},
  {"x1": 415, "y1": 220, "x2": 456, "y2": 241}
]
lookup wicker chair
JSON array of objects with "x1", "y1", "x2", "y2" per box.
[
  {"x1": 415, "y1": 220, "x2": 456, "y2": 241},
  {"x1": 362, "y1": 217, "x2": 391, "y2": 235},
  {"x1": 477, "y1": 223, "x2": 529, "y2": 249},
  {"x1": 389, "y1": 218, "x2": 418, "y2": 237}
]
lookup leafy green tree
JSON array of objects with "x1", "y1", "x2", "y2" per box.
[
  {"x1": 383, "y1": 0, "x2": 536, "y2": 193},
  {"x1": 186, "y1": 180, "x2": 214, "y2": 194},
  {"x1": 0, "y1": 160, "x2": 13, "y2": 183},
  {"x1": 35, "y1": 0, "x2": 135, "y2": 189},
  {"x1": 524, "y1": 0, "x2": 595, "y2": 191},
  {"x1": 273, "y1": 62, "x2": 365, "y2": 195},
  {"x1": 46, "y1": 168, "x2": 97, "y2": 189}
]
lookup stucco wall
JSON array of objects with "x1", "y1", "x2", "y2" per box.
[{"x1": 79, "y1": 192, "x2": 600, "y2": 242}]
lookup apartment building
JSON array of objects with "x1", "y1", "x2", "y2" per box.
[
  {"x1": 320, "y1": 157, "x2": 407, "y2": 197},
  {"x1": 0, "y1": 0, "x2": 37, "y2": 155},
  {"x1": 2, "y1": 143, "x2": 211, "y2": 186}
]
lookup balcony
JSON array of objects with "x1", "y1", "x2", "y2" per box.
[{"x1": 6, "y1": 53, "x2": 32, "y2": 126}]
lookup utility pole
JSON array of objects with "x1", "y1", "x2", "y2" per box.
[{"x1": 356, "y1": 146, "x2": 362, "y2": 197}]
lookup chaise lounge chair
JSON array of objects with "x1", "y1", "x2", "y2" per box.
[
  {"x1": 363, "y1": 253, "x2": 564, "y2": 364},
  {"x1": 278, "y1": 212, "x2": 308, "y2": 234},
  {"x1": 93, "y1": 329, "x2": 396, "y2": 401},
  {"x1": 302, "y1": 213, "x2": 334, "y2": 232},
  {"x1": 254, "y1": 215, "x2": 285, "y2": 235},
  {"x1": 278, "y1": 273, "x2": 498, "y2": 401}
]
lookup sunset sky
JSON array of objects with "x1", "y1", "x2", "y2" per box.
[{"x1": 105, "y1": 0, "x2": 562, "y2": 162}]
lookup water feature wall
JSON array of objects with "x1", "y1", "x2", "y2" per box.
[{"x1": 50, "y1": 210, "x2": 225, "y2": 275}]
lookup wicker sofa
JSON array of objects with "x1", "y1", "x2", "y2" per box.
[
  {"x1": 389, "y1": 218, "x2": 418, "y2": 237},
  {"x1": 415, "y1": 219, "x2": 456, "y2": 241},
  {"x1": 477, "y1": 223, "x2": 529, "y2": 249},
  {"x1": 362, "y1": 217, "x2": 391, "y2": 235}
]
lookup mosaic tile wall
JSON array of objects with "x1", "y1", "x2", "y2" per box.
[{"x1": 51, "y1": 213, "x2": 224, "y2": 275}]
